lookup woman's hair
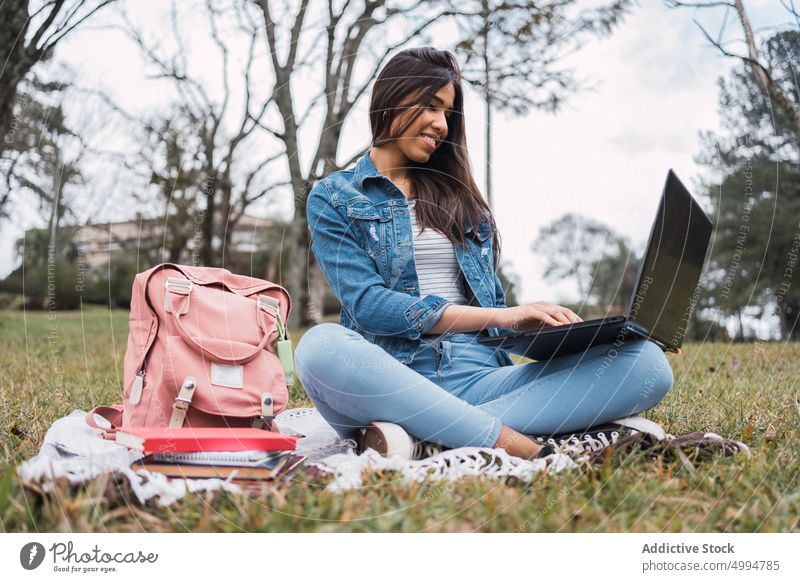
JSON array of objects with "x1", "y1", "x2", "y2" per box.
[{"x1": 369, "y1": 47, "x2": 501, "y2": 267}]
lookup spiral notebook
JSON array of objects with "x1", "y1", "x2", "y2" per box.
[{"x1": 150, "y1": 450, "x2": 283, "y2": 467}]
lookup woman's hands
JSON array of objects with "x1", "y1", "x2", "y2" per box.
[{"x1": 495, "y1": 301, "x2": 583, "y2": 332}]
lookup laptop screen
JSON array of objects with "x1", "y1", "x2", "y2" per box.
[{"x1": 628, "y1": 170, "x2": 713, "y2": 350}]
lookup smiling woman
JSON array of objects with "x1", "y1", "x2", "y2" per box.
[
  {"x1": 295, "y1": 47, "x2": 674, "y2": 463},
  {"x1": 378, "y1": 83, "x2": 452, "y2": 161},
  {"x1": 368, "y1": 47, "x2": 491, "y2": 251}
]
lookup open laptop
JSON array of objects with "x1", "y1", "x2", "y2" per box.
[{"x1": 478, "y1": 170, "x2": 713, "y2": 360}]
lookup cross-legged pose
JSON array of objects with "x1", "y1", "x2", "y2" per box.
[{"x1": 295, "y1": 47, "x2": 673, "y2": 461}]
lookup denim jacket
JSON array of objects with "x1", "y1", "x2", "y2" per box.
[{"x1": 306, "y1": 153, "x2": 514, "y2": 366}]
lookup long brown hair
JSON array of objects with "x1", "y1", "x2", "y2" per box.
[{"x1": 369, "y1": 47, "x2": 501, "y2": 267}]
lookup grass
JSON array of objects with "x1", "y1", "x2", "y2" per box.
[{"x1": 0, "y1": 306, "x2": 798, "y2": 532}]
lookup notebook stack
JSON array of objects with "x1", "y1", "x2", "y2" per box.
[{"x1": 117, "y1": 426, "x2": 305, "y2": 482}]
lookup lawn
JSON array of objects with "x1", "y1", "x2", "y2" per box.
[{"x1": 0, "y1": 307, "x2": 798, "y2": 532}]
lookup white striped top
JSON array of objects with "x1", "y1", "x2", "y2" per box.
[{"x1": 408, "y1": 199, "x2": 469, "y2": 323}]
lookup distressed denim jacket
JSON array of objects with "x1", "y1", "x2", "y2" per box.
[{"x1": 307, "y1": 153, "x2": 514, "y2": 366}]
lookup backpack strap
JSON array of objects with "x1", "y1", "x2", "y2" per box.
[
  {"x1": 85, "y1": 405, "x2": 125, "y2": 441},
  {"x1": 167, "y1": 277, "x2": 274, "y2": 365},
  {"x1": 169, "y1": 376, "x2": 198, "y2": 428}
]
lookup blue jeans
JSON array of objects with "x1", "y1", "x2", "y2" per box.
[{"x1": 294, "y1": 323, "x2": 674, "y2": 449}]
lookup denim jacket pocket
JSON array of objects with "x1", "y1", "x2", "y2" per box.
[{"x1": 345, "y1": 201, "x2": 392, "y2": 273}]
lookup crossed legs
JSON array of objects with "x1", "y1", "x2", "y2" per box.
[{"x1": 294, "y1": 323, "x2": 673, "y2": 454}]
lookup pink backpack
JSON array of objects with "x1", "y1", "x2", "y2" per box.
[{"x1": 90, "y1": 263, "x2": 294, "y2": 437}]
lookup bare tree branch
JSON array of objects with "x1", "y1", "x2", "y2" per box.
[
  {"x1": 242, "y1": 179, "x2": 291, "y2": 206},
  {"x1": 294, "y1": 87, "x2": 327, "y2": 129},
  {"x1": 664, "y1": 0, "x2": 736, "y2": 8},
  {"x1": 41, "y1": 0, "x2": 116, "y2": 50},
  {"x1": 674, "y1": 0, "x2": 800, "y2": 138},
  {"x1": 29, "y1": 0, "x2": 67, "y2": 51},
  {"x1": 205, "y1": 0, "x2": 231, "y2": 117},
  {"x1": 332, "y1": 1, "x2": 384, "y2": 116},
  {"x1": 241, "y1": 150, "x2": 286, "y2": 195},
  {"x1": 345, "y1": 10, "x2": 453, "y2": 115},
  {"x1": 287, "y1": 0, "x2": 311, "y2": 72},
  {"x1": 781, "y1": 0, "x2": 800, "y2": 28}
]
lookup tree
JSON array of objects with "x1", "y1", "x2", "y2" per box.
[
  {"x1": 86, "y1": 2, "x2": 289, "y2": 269},
  {"x1": 0, "y1": 226, "x2": 84, "y2": 309},
  {"x1": 589, "y1": 235, "x2": 640, "y2": 313},
  {"x1": 665, "y1": 0, "x2": 800, "y2": 139},
  {"x1": 534, "y1": 213, "x2": 640, "y2": 315},
  {"x1": 694, "y1": 30, "x2": 800, "y2": 339},
  {"x1": 2, "y1": 72, "x2": 88, "y2": 254},
  {"x1": 259, "y1": 0, "x2": 628, "y2": 321},
  {"x1": 0, "y1": 1, "x2": 115, "y2": 180},
  {"x1": 497, "y1": 261, "x2": 521, "y2": 307},
  {"x1": 143, "y1": 108, "x2": 207, "y2": 264},
  {"x1": 452, "y1": 0, "x2": 630, "y2": 209},
  {"x1": 534, "y1": 213, "x2": 620, "y2": 301},
  {"x1": 666, "y1": 1, "x2": 800, "y2": 339}
]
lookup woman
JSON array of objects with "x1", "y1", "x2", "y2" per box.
[{"x1": 295, "y1": 47, "x2": 673, "y2": 460}]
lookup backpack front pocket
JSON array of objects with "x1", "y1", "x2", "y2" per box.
[{"x1": 161, "y1": 335, "x2": 288, "y2": 420}]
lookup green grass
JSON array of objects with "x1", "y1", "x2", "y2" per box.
[{"x1": 1, "y1": 307, "x2": 798, "y2": 532}]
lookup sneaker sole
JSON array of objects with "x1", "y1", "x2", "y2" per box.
[
  {"x1": 360, "y1": 422, "x2": 414, "y2": 459},
  {"x1": 610, "y1": 415, "x2": 666, "y2": 440}
]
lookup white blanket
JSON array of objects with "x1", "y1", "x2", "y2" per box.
[
  {"x1": 17, "y1": 408, "x2": 571, "y2": 505},
  {"x1": 313, "y1": 447, "x2": 577, "y2": 492}
]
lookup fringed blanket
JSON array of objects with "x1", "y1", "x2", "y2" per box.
[{"x1": 17, "y1": 407, "x2": 748, "y2": 505}]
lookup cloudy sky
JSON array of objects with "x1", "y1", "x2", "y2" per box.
[{"x1": 1, "y1": 0, "x2": 788, "y2": 310}]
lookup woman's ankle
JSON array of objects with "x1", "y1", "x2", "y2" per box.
[{"x1": 493, "y1": 425, "x2": 542, "y2": 460}]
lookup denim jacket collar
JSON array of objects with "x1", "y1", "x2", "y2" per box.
[
  {"x1": 353, "y1": 151, "x2": 385, "y2": 188},
  {"x1": 352, "y1": 152, "x2": 492, "y2": 241}
]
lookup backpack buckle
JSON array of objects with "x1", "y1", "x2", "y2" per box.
[
  {"x1": 173, "y1": 397, "x2": 192, "y2": 410},
  {"x1": 257, "y1": 295, "x2": 279, "y2": 328},
  {"x1": 169, "y1": 377, "x2": 197, "y2": 428},
  {"x1": 251, "y1": 392, "x2": 275, "y2": 430},
  {"x1": 257, "y1": 294, "x2": 279, "y2": 315},
  {"x1": 164, "y1": 277, "x2": 192, "y2": 314}
]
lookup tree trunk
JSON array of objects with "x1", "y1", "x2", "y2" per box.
[
  {"x1": 734, "y1": 0, "x2": 800, "y2": 139},
  {"x1": 481, "y1": 0, "x2": 493, "y2": 210},
  {"x1": 287, "y1": 118, "x2": 341, "y2": 328},
  {"x1": 288, "y1": 178, "x2": 316, "y2": 328},
  {"x1": 0, "y1": 2, "x2": 32, "y2": 162},
  {"x1": 200, "y1": 167, "x2": 217, "y2": 266},
  {"x1": 219, "y1": 175, "x2": 233, "y2": 267},
  {"x1": 779, "y1": 298, "x2": 800, "y2": 341},
  {"x1": 736, "y1": 307, "x2": 745, "y2": 341},
  {"x1": 486, "y1": 94, "x2": 493, "y2": 210}
]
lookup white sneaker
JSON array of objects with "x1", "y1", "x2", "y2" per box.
[{"x1": 358, "y1": 421, "x2": 444, "y2": 460}]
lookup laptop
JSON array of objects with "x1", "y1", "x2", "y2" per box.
[{"x1": 477, "y1": 170, "x2": 713, "y2": 360}]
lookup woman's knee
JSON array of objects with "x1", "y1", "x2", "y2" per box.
[
  {"x1": 628, "y1": 339, "x2": 674, "y2": 407},
  {"x1": 295, "y1": 323, "x2": 351, "y2": 373}
]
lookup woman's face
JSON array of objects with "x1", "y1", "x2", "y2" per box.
[{"x1": 390, "y1": 82, "x2": 455, "y2": 164}]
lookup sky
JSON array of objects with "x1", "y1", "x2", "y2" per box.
[{"x1": 0, "y1": 0, "x2": 789, "y2": 324}]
